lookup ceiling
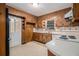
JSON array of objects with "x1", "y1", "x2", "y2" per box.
[{"x1": 6, "y1": 3, "x2": 72, "y2": 16}]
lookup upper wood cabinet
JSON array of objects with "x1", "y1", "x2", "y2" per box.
[
  {"x1": 73, "y1": 3, "x2": 79, "y2": 20},
  {"x1": 70, "y1": 3, "x2": 79, "y2": 26},
  {"x1": 26, "y1": 16, "x2": 37, "y2": 24}
]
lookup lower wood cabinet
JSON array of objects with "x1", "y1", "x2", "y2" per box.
[
  {"x1": 48, "y1": 50, "x2": 56, "y2": 56},
  {"x1": 33, "y1": 32, "x2": 52, "y2": 44}
]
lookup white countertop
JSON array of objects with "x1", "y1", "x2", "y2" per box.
[
  {"x1": 33, "y1": 28, "x2": 79, "y2": 56},
  {"x1": 46, "y1": 38, "x2": 79, "y2": 56},
  {"x1": 33, "y1": 28, "x2": 79, "y2": 35}
]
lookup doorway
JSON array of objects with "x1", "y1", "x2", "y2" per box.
[
  {"x1": 6, "y1": 13, "x2": 25, "y2": 55},
  {"x1": 8, "y1": 15, "x2": 22, "y2": 48}
]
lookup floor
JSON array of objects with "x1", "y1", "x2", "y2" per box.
[{"x1": 10, "y1": 41, "x2": 48, "y2": 56}]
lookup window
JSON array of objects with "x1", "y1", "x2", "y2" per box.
[{"x1": 47, "y1": 20, "x2": 54, "y2": 29}]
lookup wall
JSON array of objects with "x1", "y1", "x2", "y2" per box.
[
  {"x1": 37, "y1": 7, "x2": 71, "y2": 28},
  {"x1": 0, "y1": 3, "x2": 6, "y2": 56},
  {"x1": 6, "y1": 6, "x2": 37, "y2": 43}
]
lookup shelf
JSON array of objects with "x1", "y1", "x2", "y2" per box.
[{"x1": 26, "y1": 22, "x2": 35, "y2": 25}]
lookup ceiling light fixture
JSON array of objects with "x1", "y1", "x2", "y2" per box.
[{"x1": 32, "y1": 3, "x2": 39, "y2": 7}]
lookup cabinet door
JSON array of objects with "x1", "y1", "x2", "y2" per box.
[
  {"x1": 46, "y1": 34, "x2": 52, "y2": 43},
  {"x1": 42, "y1": 33, "x2": 47, "y2": 43},
  {"x1": 33, "y1": 33, "x2": 39, "y2": 41},
  {"x1": 73, "y1": 3, "x2": 79, "y2": 20},
  {"x1": 25, "y1": 24, "x2": 33, "y2": 42},
  {"x1": 32, "y1": 32, "x2": 36, "y2": 41},
  {"x1": 42, "y1": 33, "x2": 52, "y2": 43},
  {"x1": 33, "y1": 33, "x2": 52, "y2": 44},
  {"x1": 38, "y1": 33, "x2": 43, "y2": 42},
  {"x1": 48, "y1": 50, "x2": 55, "y2": 56}
]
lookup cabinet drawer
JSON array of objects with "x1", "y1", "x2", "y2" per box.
[{"x1": 46, "y1": 34, "x2": 52, "y2": 42}]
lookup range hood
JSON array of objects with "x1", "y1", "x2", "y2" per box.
[{"x1": 64, "y1": 9, "x2": 73, "y2": 22}]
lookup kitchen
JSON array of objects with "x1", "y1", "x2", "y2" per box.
[{"x1": 0, "y1": 3, "x2": 79, "y2": 56}]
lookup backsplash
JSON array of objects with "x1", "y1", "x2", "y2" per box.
[
  {"x1": 33, "y1": 26, "x2": 79, "y2": 33},
  {"x1": 56, "y1": 26, "x2": 79, "y2": 31}
]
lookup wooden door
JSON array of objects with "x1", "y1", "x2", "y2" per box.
[
  {"x1": 0, "y1": 4, "x2": 6, "y2": 56},
  {"x1": 25, "y1": 24, "x2": 33, "y2": 42}
]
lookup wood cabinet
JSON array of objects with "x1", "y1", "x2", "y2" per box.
[
  {"x1": 22, "y1": 23, "x2": 34, "y2": 44},
  {"x1": 25, "y1": 24, "x2": 33, "y2": 43},
  {"x1": 73, "y1": 3, "x2": 79, "y2": 20},
  {"x1": 48, "y1": 50, "x2": 56, "y2": 56},
  {"x1": 22, "y1": 21, "x2": 36, "y2": 44},
  {"x1": 33, "y1": 32, "x2": 52, "y2": 44},
  {"x1": 71, "y1": 3, "x2": 79, "y2": 26},
  {"x1": 33, "y1": 32, "x2": 39, "y2": 41},
  {"x1": 26, "y1": 16, "x2": 36, "y2": 24}
]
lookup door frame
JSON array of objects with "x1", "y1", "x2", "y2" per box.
[
  {"x1": 6, "y1": 8, "x2": 9, "y2": 56},
  {"x1": 6, "y1": 8, "x2": 25, "y2": 55}
]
